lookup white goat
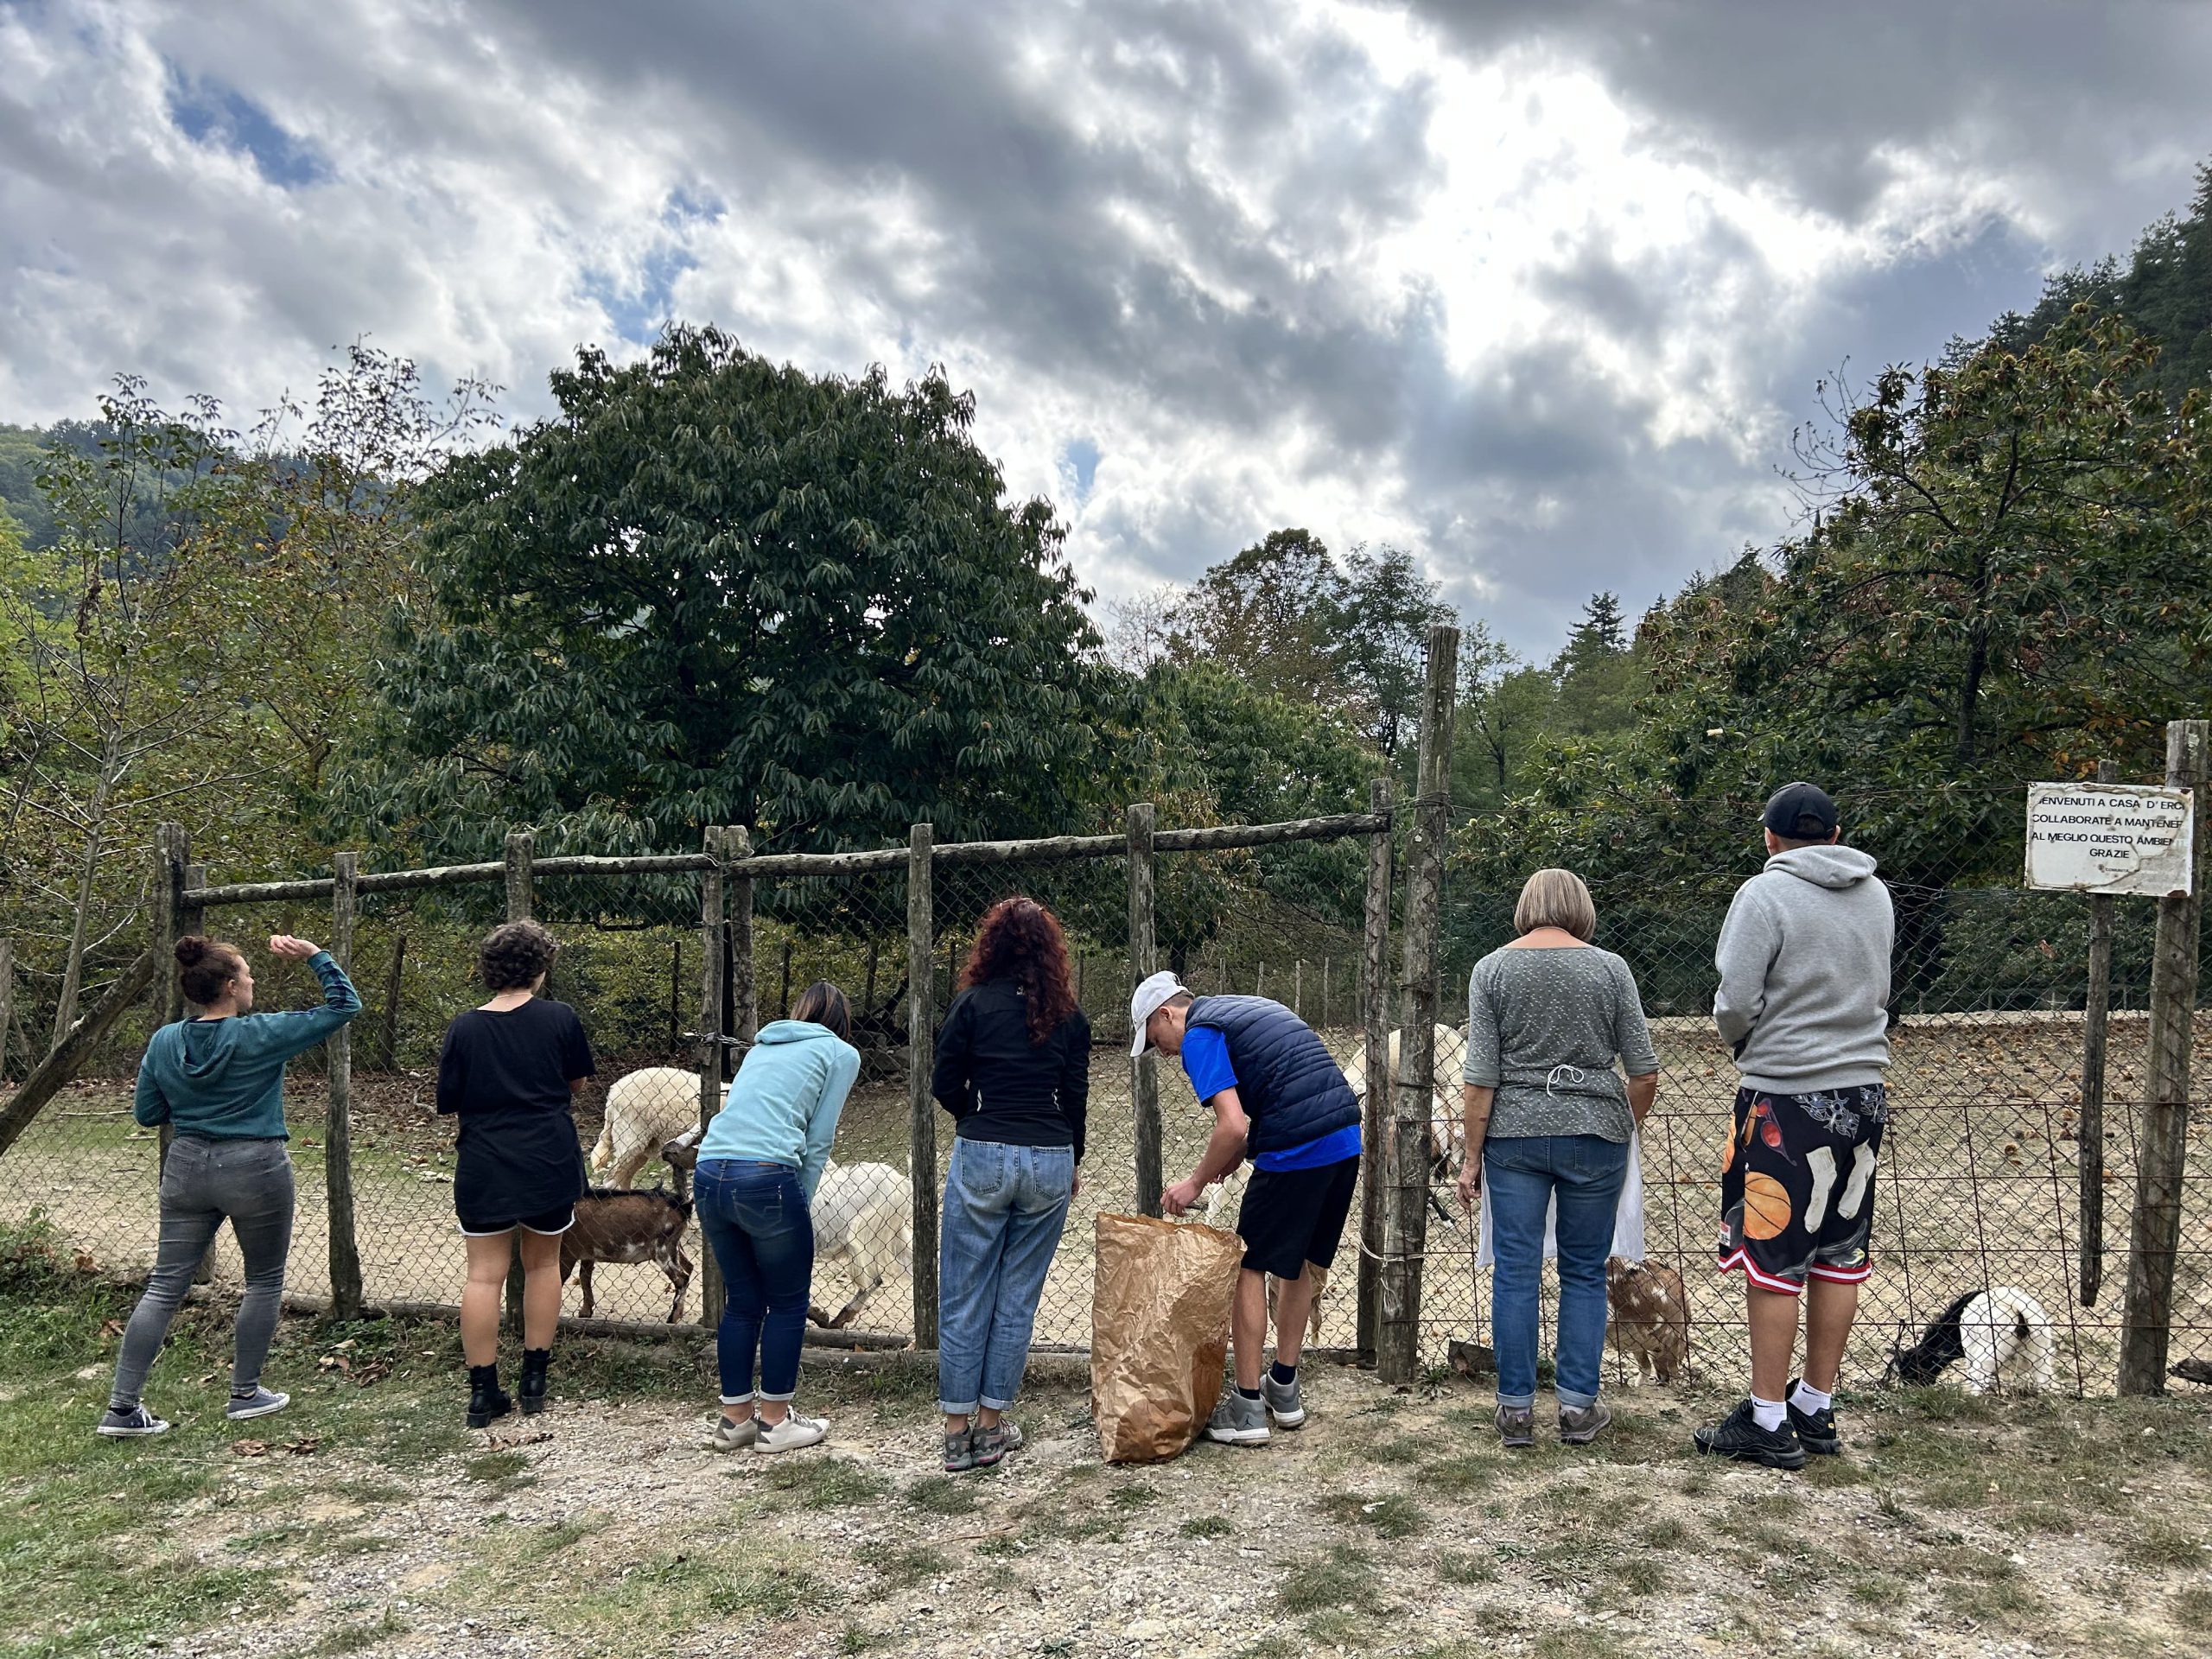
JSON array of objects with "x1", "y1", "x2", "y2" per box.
[
  {"x1": 809, "y1": 1160, "x2": 912, "y2": 1330},
  {"x1": 1343, "y1": 1022, "x2": 1466, "y2": 1225},
  {"x1": 589, "y1": 1066, "x2": 704, "y2": 1188}
]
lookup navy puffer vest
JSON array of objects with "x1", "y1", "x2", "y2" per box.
[{"x1": 1186, "y1": 995, "x2": 1359, "y2": 1157}]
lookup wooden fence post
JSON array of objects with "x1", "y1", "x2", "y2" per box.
[
  {"x1": 2080, "y1": 757, "x2": 2118, "y2": 1306},
  {"x1": 327, "y1": 852, "x2": 365, "y2": 1319},
  {"x1": 1128, "y1": 803, "x2": 1163, "y2": 1217},
  {"x1": 728, "y1": 826, "x2": 757, "y2": 1044},
  {"x1": 697, "y1": 826, "x2": 731, "y2": 1328},
  {"x1": 908, "y1": 823, "x2": 940, "y2": 1348},
  {"x1": 0, "y1": 937, "x2": 13, "y2": 1086},
  {"x1": 1380, "y1": 625, "x2": 1457, "y2": 1384},
  {"x1": 779, "y1": 937, "x2": 794, "y2": 1020},
  {"x1": 1357, "y1": 779, "x2": 1394, "y2": 1365},
  {"x1": 2118, "y1": 720, "x2": 2210, "y2": 1393},
  {"x1": 502, "y1": 830, "x2": 534, "y2": 1335}
]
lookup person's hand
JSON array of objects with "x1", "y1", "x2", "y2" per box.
[
  {"x1": 1071, "y1": 1170, "x2": 1084, "y2": 1201},
  {"x1": 1457, "y1": 1160, "x2": 1482, "y2": 1212},
  {"x1": 268, "y1": 935, "x2": 321, "y2": 960},
  {"x1": 1162, "y1": 1177, "x2": 1202, "y2": 1218}
]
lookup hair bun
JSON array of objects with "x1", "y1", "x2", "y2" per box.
[{"x1": 175, "y1": 936, "x2": 210, "y2": 965}]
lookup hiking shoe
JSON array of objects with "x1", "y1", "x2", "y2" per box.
[
  {"x1": 973, "y1": 1419, "x2": 1025, "y2": 1467},
  {"x1": 705, "y1": 1414, "x2": 759, "y2": 1452},
  {"x1": 96, "y1": 1403, "x2": 170, "y2": 1439},
  {"x1": 753, "y1": 1413, "x2": 829, "y2": 1454},
  {"x1": 1785, "y1": 1380, "x2": 1840, "y2": 1455},
  {"x1": 1558, "y1": 1400, "x2": 1612, "y2": 1445},
  {"x1": 1693, "y1": 1400, "x2": 1808, "y2": 1470},
  {"x1": 1205, "y1": 1391, "x2": 1270, "y2": 1446},
  {"x1": 1262, "y1": 1373, "x2": 1307, "y2": 1429},
  {"x1": 1496, "y1": 1405, "x2": 1535, "y2": 1448},
  {"x1": 944, "y1": 1427, "x2": 976, "y2": 1473},
  {"x1": 226, "y1": 1387, "x2": 290, "y2": 1421}
]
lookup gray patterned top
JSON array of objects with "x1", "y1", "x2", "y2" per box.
[{"x1": 1462, "y1": 945, "x2": 1658, "y2": 1143}]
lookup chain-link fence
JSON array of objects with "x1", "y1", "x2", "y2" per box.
[{"x1": 1424, "y1": 794, "x2": 2212, "y2": 1394}]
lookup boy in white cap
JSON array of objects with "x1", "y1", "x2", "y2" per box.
[{"x1": 1132, "y1": 971, "x2": 1363, "y2": 1444}]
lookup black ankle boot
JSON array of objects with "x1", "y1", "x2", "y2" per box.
[
  {"x1": 518, "y1": 1348, "x2": 551, "y2": 1415},
  {"x1": 467, "y1": 1363, "x2": 512, "y2": 1430}
]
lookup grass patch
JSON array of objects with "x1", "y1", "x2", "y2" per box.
[
  {"x1": 1280, "y1": 1544, "x2": 1387, "y2": 1618},
  {"x1": 1435, "y1": 1551, "x2": 1497, "y2": 1585},
  {"x1": 1109, "y1": 1483, "x2": 1160, "y2": 1511},
  {"x1": 1639, "y1": 1516, "x2": 1690, "y2": 1548},
  {"x1": 1180, "y1": 1515, "x2": 1235, "y2": 1540},
  {"x1": 2126, "y1": 1519, "x2": 2207, "y2": 1569},
  {"x1": 903, "y1": 1478, "x2": 979, "y2": 1516},
  {"x1": 312, "y1": 1610, "x2": 410, "y2": 1655},
  {"x1": 2172, "y1": 1586, "x2": 2212, "y2": 1625},
  {"x1": 1413, "y1": 1454, "x2": 1495, "y2": 1496},
  {"x1": 857, "y1": 1543, "x2": 946, "y2": 1592},
  {"x1": 1529, "y1": 1629, "x2": 1626, "y2": 1659},
  {"x1": 765, "y1": 1458, "x2": 892, "y2": 1510},
  {"x1": 1369, "y1": 1435, "x2": 1428, "y2": 1465},
  {"x1": 1847, "y1": 1573, "x2": 1910, "y2": 1609},
  {"x1": 1315, "y1": 1491, "x2": 1427, "y2": 1540},
  {"x1": 464, "y1": 1450, "x2": 531, "y2": 1483}
]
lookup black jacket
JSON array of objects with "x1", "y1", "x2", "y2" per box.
[
  {"x1": 1186, "y1": 995, "x2": 1358, "y2": 1158},
  {"x1": 931, "y1": 979, "x2": 1091, "y2": 1161}
]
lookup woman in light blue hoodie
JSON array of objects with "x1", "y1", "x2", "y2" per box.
[{"x1": 693, "y1": 981, "x2": 861, "y2": 1454}]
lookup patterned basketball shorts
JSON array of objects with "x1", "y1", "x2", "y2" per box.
[{"x1": 1717, "y1": 1084, "x2": 1888, "y2": 1294}]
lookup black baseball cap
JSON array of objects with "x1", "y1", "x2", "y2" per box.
[{"x1": 1763, "y1": 781, "x2": 1839, "y2": 840}]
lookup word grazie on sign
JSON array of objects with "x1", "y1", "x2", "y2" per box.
[{"x1": 2024, "y1": 785, "x2": 2194, "y2": 897}]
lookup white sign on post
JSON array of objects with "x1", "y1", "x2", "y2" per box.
[{"x1": 2025, "y1": 784, "x2": 2195, "y2": 897}]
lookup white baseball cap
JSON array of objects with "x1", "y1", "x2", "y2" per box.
[{"x1": 1128, "y1": 970, "x2": 1188, "y2": 1057}]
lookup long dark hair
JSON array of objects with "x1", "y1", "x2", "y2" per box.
[
  {"x1": 961, "y1": 896, "x2": 1077, "y2": 1044},
  {"x1": 791, "y1": 980, "x2": 852, "y2": 1041}
]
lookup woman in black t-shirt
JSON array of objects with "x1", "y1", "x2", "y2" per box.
[{"x1": 436, "y1": 920, "x2": 594, "y2": 1428}]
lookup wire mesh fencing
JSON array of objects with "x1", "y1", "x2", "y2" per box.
[{"x1": 1423, "y1": 804, "x2": 2212, "y2": 1396}]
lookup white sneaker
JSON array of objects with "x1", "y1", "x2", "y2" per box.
[
  {"x1": 752, "y1": 1413, "x2": 829, "y2": 1454},
  {"x1": 705, "y1": 1414, "x2": 759, "y2": 1452}
]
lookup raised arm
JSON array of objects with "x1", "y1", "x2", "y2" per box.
[{"x1": 259, "y1": 938, "x2": 364, "y2": 1062}]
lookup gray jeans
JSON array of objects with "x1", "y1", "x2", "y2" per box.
[{"x1": 111, "y1": 1136, "x2": 296, "y2": 1408}]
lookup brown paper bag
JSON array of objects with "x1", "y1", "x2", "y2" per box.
[{"x1": 1090, "y1": 1212, "x2": 1243, "y2": 1464}]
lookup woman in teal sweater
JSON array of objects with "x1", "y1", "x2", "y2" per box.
[
  {"x1": 693, "y1": 982, "x2": 861, "y2": 1455},
  {"x1": 99, "y1": 933, "x2": 361, "y2": 1437}
]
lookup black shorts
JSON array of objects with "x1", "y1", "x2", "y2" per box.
[
  {"x1": 1718, "y1": 1084, "x2": 1886, "y2": 1294},
  {"x1": 457, "y1": 1205, "x2": 575, "y2": 1238},
  {"x1": 1236, "y1": 1156, "x2": 1360, "y2": 1280}
]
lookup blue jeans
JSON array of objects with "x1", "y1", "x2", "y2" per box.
[
  {"x1": 1484, "y1": 1135, "x2": 1630, "y2": 1411},
  {"x1": 938, "y1": 1139, "x2": 1074, "y2": 1415},
  {"x1": 696, "y1": 1160, "x2": 814, "y2": 1403}
]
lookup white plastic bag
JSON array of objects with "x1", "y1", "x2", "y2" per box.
[{"x1": 1473, "y1": 1130, "x2": 1645, "y2": 1268}]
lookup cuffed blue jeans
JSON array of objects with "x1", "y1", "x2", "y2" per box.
[
  {"x1": 696, "y1": 1160, "x2": 814, "y2": 1403},
  {"x1": 937, "y1": 1139, "x2": 1073, "y2": 1415},
  {"x1": 1484, "y1": 1134, "x2": 1630, "y2": 1412}
]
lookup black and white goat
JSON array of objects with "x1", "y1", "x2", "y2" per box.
[
  {"x1": 1886, "y1": 1287, "x2": 2054, "y2": 1394},
  {"x1": 561, "y1": 1133, "x2": 697, "y2": 1323}
]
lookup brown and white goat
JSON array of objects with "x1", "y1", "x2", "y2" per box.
[
  {"x1": 1605, "y1": 1255, "x2": 1690, "y2": 1383},
  {"x1": 561, "y1": 1134, "x2": 697, "y2": 1322}
]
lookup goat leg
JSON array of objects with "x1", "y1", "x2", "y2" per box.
[
  {"x1": 666, "y1": 1247, "x2": 693, "y2": 1324},
  {"x1": 577, "y1": 1261, "x2": 595, "y2": 1320},
  {"x1": 807, "y1": 1305, "x2": 837, "y2": 1328}
]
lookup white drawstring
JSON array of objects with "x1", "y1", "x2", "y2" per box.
[{"x1": 1546, "y1": 1064, "x2": 1587, "y2": 1095}]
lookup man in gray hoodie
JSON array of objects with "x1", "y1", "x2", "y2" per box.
[{"x1": 1694, "y1": 782, "x2": 1894, "y2": 1469}]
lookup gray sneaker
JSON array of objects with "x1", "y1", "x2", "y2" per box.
[
  {"x1": 973, "y1": 1419, "x2": 1025, "y2": 1467},
  {"x1": 1262, "y1": 1373, "x2": 1306, "y2": 1429},
  {"x1": 1496, "y1": 1405, "x2": 1535, "y2": 1448},
  {"x1": 96, "y1": 1403, "x2": 170, "y2": 1439},
  {"x1": 1205, "y1": 1390, "x2": 1270, "y2": 1446},
  {"x1": 943, "y1": 1427, "x2": 976, "y2": 1473},
  {"x1": 1558, "y1": 1401, "x2": 1612, "y2": 1445},
  {"x1": 704, "y1": 1414, "x2": 759, "y2": 1452},
  {"x1": 226, "y1": 1387, "x2": 290, "y2": 1421}
]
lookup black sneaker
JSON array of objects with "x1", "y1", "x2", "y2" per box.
[
  {"x1": 1692, "y1": 1400, "x2": 1807, "y2": 1470},
  {"x1": 1784, "y1": 1380, "x2": 1840, "y2": 1455}
]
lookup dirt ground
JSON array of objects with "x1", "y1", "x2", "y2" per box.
[
  {"x1": 10, "y1": 1013, "x2": 2209, "y2": 1387},
  {"x1": 5, "y1": 1255, "x2": 2211, "y2": 1659}
]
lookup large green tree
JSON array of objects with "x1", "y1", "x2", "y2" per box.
[{"x1": 342, "y1": 327, "x2": 1117, "y2": 856}]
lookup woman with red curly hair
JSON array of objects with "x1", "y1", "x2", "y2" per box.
[{"x1": 930, "y1": 896, "x2": 1090, "y2": 1471}]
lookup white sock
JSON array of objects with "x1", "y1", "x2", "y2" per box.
[
  {"x1": 1790, "y1": 1381, "x2": 1832, "y2": 1414},
  {"x1": 1750, "y1": 1393, "x2": 1787, "y2": 1433}
]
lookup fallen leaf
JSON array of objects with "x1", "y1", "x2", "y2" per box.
[{"x1": 232, "y1": 1439, "x2": 270, "y2": 1459}]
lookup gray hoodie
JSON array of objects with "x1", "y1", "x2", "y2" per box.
[{"x1": 1713, "y1": 845, "x2": 1894, "y2": 1092}]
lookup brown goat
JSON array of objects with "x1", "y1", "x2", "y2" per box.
[
  {"x1": 1606, "y1": 1255, "x2": 1690, "y2": 1383},
  {"x1": 561, "y1": 1135, "x2": 696, "y2": 1322}
]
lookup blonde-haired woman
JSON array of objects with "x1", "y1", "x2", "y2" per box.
[{"x1": 1457, "y1": 868, "x2": 1658, "y2": 1448}]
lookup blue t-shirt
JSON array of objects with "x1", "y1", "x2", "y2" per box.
[{"x1": 1179, "y1": 1027, "x2": 1363, "y2": 1172}]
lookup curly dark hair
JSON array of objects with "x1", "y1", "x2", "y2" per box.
[
  {"x1": 479, "y1": 920, "x2": 559, "y2": 991},
  {"x1": 961, "y1": 896, "x2": 1077, "y2": 1044}
]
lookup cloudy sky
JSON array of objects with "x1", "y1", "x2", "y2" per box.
[{"x1": 3, "y1": 1, "x2": 2209, "y2": 655}]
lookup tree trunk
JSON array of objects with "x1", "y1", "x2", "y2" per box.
[{"x1": 49, "y1": 766, "x2": 116, "y2": 1047}]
